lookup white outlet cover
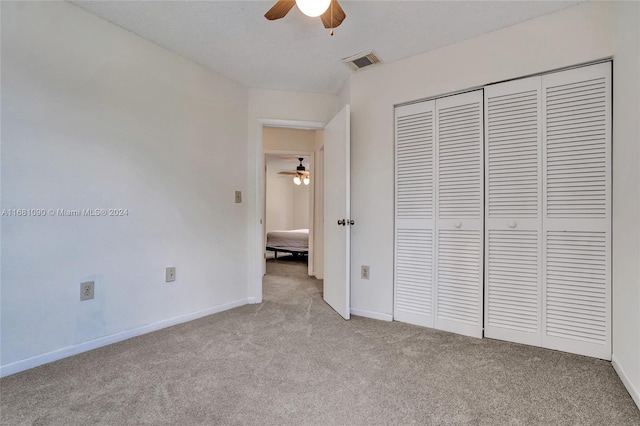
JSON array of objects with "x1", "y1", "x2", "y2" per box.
[
  {"x1": 361, "y1": 265, "x2": 370, "y2": 280},
  {"x1": 166, "y1": 267, "x2": 176, "y2": 282},
  {"x1": 80, "y1": 281, "x2": 95, "y2": 301}
]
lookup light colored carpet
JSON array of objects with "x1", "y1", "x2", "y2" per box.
[{"x1": 2, "y1": 257, "x2": 639, "y2": 425}]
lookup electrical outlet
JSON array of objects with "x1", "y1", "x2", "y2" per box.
[
  {"x1": 166, "y1": 267, "x2": 176, "y2": 282},
  {"x1": 80, "y1": 281, "x2": 94, "y2": 301},
  {"x1": 361, "y1": 265, "x2": 370, "y2": 280},
  {"x1": 235, "y1": 191, "x2": 242, "y2": 203}
]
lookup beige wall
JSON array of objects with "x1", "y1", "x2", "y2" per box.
[
  {"x1": 265, "y1": 167, "x2": 295, "y2": 233},
  {"x1": 264, "y1": 164, "x2": 311, "y2": 234},
  {"x1": 338, "y1": 77, "x2": 351, "y2": 109},
  {"x1": 263, "y1": 127, "x2": 317, "y2": 152}
]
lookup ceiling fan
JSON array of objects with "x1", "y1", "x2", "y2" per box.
[
  {"x1": 278, "y1": 158, "x2": 310, "y2": 185},
  {"x1": 265, "y1": 0, "x2": 346, "y2": 34}
]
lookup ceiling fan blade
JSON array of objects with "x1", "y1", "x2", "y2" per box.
[
  {"x1": 278, "y1": 171, "x2": 310, "y2": 176},
  {"x1": 265, "y1": 0, "x2": 296, "y2": 20},
  {"x1": 320, "y1": 0, "x2": 346, "y2": 29}
]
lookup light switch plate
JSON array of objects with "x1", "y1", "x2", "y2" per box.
[{"x1": 361, "y1": 265, "x2": 370, "y2": 280}]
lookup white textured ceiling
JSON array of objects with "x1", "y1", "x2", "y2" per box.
[{"x1": 71, "y1": 0, "x2": 579, "y2": 94}]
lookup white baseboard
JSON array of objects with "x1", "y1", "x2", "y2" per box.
[
  {"x1": 350, "y1": 308, "x2": 393, "y2": 322},
  {"x1": 612, "y1": 354, "x2": 640, "y2": 410},
  {"x1": 0, "y1": 298, "x2": 249, "y2": 378}
]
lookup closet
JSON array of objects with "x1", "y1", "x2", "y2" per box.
[
  {"x1": 394, "y1": 62, "x2": 611, "y2": 359},
  {"x1": 395, "y1": 90, "x2": 484, "y2": 338}
]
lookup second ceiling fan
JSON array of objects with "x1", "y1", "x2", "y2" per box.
[
  {"x1": 279, "y1": 157, "x2": 310, "y2": 186},
  {"x1": 265, "y1": 0, "x2": 346, "y2": 34}
]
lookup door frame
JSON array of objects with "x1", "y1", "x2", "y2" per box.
[
  {"x1": 253, "y1": 119, "x2": 325, "y2": 303},
  {"x1": 263, "y1": 149, "x2": 315, "y2": 276}
]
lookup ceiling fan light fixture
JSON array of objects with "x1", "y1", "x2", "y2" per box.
[
  {"x1": 303, "y1": 177, "x2": 310, "y2": 185},
  {"x1": 293, "y1": 176, "x2": 302, "y2": 185},
  {"x1": 295, "y1": 0, "x2": 331, "y2": 17}
]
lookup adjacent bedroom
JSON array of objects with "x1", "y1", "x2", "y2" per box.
[
  {"x1": 263, "y1": 152, "x2": 320, "y2": 301},
  {"x1": 262, "y1": 126, "x2": 323, "y2": 278},
  {"x1": 265, "y1": 155, "x2": 311, "y2": 263}
]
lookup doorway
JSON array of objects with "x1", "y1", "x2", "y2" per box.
[
  {"x1": 253, "y1": 120, "x2": 325, "y2": 304},
  {"x1": 252, "y1": 106, "x2": 350, "y2": 317},
  {"x1": 264, "y1": 152, "x2": 314, "y2": 272}
]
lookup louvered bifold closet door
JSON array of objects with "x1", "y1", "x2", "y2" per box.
[
  {"x1": 542, "y1": 62, "x2": 611, "y2": 360},
  {"x1": 394, "y1": 101, "x2": 436, "y2": 327},
  {"x1": 484, "y1": 77, "x2": 543, "y2": 346},
  {"x1": 434, "y1": 90, "x2": 484, "y2": 338}
]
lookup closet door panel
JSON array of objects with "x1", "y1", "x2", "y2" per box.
[
  {"x1": 394, "y1": 102, "x2": 436, "y2": 327},
  {"x1": 542, "y1": 62, "x2": 611, "y2": 360},
  {"x1": 484, "y1": 77, "x2": 543, "y2": 346},
  {"x1": 435, "y1": 90, "x2": 484, "y2": 338}
]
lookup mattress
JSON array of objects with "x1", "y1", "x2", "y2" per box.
[{"x1": 266, "y1": 229, "x2": 309, "y2": 251}]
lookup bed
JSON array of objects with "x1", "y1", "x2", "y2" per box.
[{"x1": 266, "y1": 229, "x2": 309, "y2": 259}]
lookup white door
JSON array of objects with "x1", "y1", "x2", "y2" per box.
[
  {"x1": 484, "y1": 76, "x2": 543, "y2": 346},
  {"x1": 323, "y1": 105, "x2": 351, "y2": 319},
  {"x1": 434, "y1": 90, "x2": 484, "y2": 338},
  {"x1": 482, "y1": 62, "x2": 611, "y2": 360},
  {"x1": 541, "y1": 62, "x2": 611, "y2": 360},
  {"x1": 394, "y1": 101, "x2": 436, "y2": 327}
]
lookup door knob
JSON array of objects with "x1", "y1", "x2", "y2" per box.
[
  {"x1": 508, "y1": 221, "x2": 517, "y2": 229},
  {"x1": 348, "y1": 219, "x2": 355, "y2": 225},
  {"x1": 454, "y1": 221, "x2": 462, "y2": 228},
  {"x1": 337, "y1": 219, "x2": 346, "y2": 226}
]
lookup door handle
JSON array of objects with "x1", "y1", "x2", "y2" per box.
[
  {"x1": 337, "y1": 219, "x2": 346, "y2": 226},
  {"x1": 348, "y1": 219, "x2": 355, "y2": 225}
]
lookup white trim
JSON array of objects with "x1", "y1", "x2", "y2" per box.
[
  {"x1": 258, "y1": 119, "x2": 326, "y2": 131},
  {"x1": 253, "y1": 119, "x2": 326, "y2": 303},
  {"x1": 612, "y1": 354, "x2": 640, "y2": 410},
  {"x1": 350, "y1": 308, "x2": 393, "y2": 322},
  {"x1": 0, "y1": 298, "x2": 249, "y2": 378}
]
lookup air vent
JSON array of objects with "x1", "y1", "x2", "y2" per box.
[{"x1": 342, "y1": 51, "x2": 380, "y2": 71}]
